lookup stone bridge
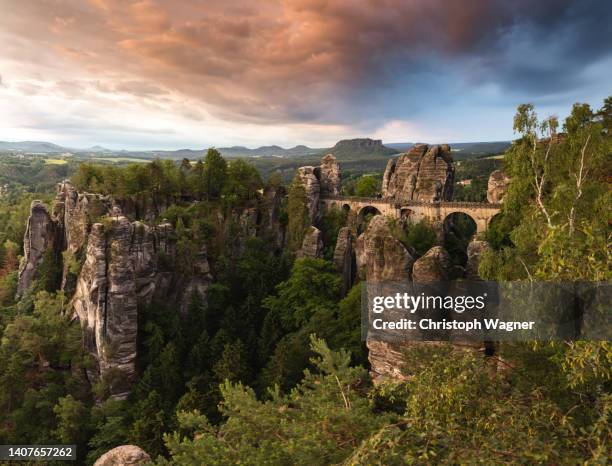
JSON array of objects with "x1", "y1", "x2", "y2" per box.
[{"x1": 320, "y1": 195, "x2": 501, "y2": 234}]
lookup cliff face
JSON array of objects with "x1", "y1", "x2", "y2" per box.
[
  {"x1": 487, "y1": 169, "x2": 510, "y2": 203},
  {"x1": 356, "y1": 215, "x2": 414, "y2": 283},
  {"x1": 262, "y1": 185, "x2": 287, "y2": 250},
  {"x1": 356, "y1": 215, "x2": 492, "y2": 382},
  {"x1": 16, "y1": 182, "x2": 213, "y2": 397},
  {"x1": 412, "y1": 246, "x2": 452, "y2": 282},
  {"x1": 296, "y1": 154, "x2": 343, "y2": 224},
  {"x1": 328, "y1": 138, "x2": 397, "y2": 158},
  {"x1": 355, "y1": 215, "x2": 416, "y2": 382},
  {"x1": 70, "y1": 216, "x2": 187, "y2": 398},
  {"x1": 319, "y1": 154, "x2": 342, "y2": 196},
  {"x1": 382, "y1": 144, "x2": 454, "y2": 202},
  {"x1": 298, "y1": 226, "x2": 324, "y2": 259},
  {"x1": 17, "y1": 201, "x2": 60, "y2": 295},
  {"x1": 296, "y1": 166, "x2": 321, "y2": 224},
  {"x1": 17, "y1": 179, "x2": 289, "y2": 397},
  {"x1": 333, "y1": 227, "x2": 355, "y2": 295}
]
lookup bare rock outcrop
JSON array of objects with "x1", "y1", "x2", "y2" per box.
[
  {"x1": 367, "y1": 340, "x2": 410, "y2": 382},
  {"x1": 412, "y1": 246, "x2": 452, "y2": 282},
  {"x1": 71, "y1": 217, "x2": 138, "y2": 398},
  {"x1": 180, "y1": 248, "x2": 213, "y2": 313},
  {"x1": 319, "y1": 154, "x2": 342, "y2": 196},
  {"x1": 94, "y1": 445, "x2": 151, "y2": 466},
  {"x1": 487, "y1": 170, "x2": 510, "y2": 203},
  {"x1": 17, "y1": 201, "x2": 59, "y2": 295},
  {"x1": 382, "y1": 144, "x2": 454, "y2": 202},
  {"x1": 262, "y1": 185, "x2": 287, "y2": 249},
  {"x1": 356, "y1": 215, "x2": 414, "y2": 282},
  {"x1": 465, "y1": 240, "x2": 490, "y2": 280},
  {"x1": 333, "y1": 227, "x2": 355, "y2": 294},
  {"x1": 296, "y1": 166, "x2": 321, "y2": 223},
  {"x1": 298, "y1": 226, "x2": 324, "y2": 259},
  {"x1": 17, "y1": 178, "x2": 291, "y2": 398}
]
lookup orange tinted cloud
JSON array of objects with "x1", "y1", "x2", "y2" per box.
[{"x1": 1, "y1": 0, "x2": 610, "y2": 130}]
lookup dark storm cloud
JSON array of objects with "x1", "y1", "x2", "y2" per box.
[{"x1": 1, "y1": 0, "x2": 610, "y2": 128}]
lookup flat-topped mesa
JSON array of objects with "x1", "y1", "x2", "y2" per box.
[{"x1": 382, "y1": 144, "x2": 454, "y2": 203}]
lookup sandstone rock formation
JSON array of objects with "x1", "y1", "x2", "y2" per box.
[
  {"x1": 412, "y1": 246, "x2": 452, "y2": 283},
  {"x1": 296, "y1": 166, "x2": 321, "y2": 223},
  {"x1": 298, "y1": 226, "x2": 324, "y2": 259},
  {"x1": 94, "y1": 445, "x2": 151, "y2": 466},
  {"x1": 262, "y1": 185, "x2": 287, "y2": 249},
  {"x1": 367, "y1": 340, "x2": 410, "y2": 382},
  {"x1": 17, "y1": 201, "x2": 59, "y2": 295},
  {"x1": 319, "y1": 154, "x2": 342, "y2": 196},
  {"x1": 329, "y1": 138, "x2": 397, "y2": 158},
  {"x1": 17, "y1": 181, "x2": 215, "y2": 398},
  {"x1": 382, "y1": 144, "x2": 454, "y2": 202},
  {"x1": 364, "y1": 242, "x2": 455, "y2": 383},
  {"x1": 465, "y1": 239, "x2": 490, "y2": 280},
  {"x1": 333, "y1": 227, "x2": 355, "y2": 294},
  {"x1": 487, "y1": 170, "x2": 510, "y2": 203},
  {"x1": 70, "y1": 214, "x2": 194, "y2": 398},
  {"x1": 356, "y1": 215, "x2": 414, "y2": 282}
]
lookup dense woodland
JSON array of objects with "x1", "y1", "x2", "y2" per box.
[{"x1": 0, "y1": 99, "x2": 610, "y2": 464}]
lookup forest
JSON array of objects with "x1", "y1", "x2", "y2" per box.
[{"x1": 0, "y1": 98, "x2": 610, "y2": 465}]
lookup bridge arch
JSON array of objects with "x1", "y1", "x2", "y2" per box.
[
  {"x1": 443, "y1": 212, "x2": 477, "y2": 266},
  {"x1": 357, "y1": 205, "x2": 381, "y2": 234},
  {"x1": 358, "y1": 205, "x2": 381, "y2": 218}
]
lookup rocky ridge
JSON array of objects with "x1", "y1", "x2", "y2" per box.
[
  {"x1": 17, "y1": 180, "x2": 282, "y2": 398},
  {"x1": 382, "y1": 144, "x2": 454, "y2": 202}
]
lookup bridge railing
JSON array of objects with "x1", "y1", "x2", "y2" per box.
[
  {"x1": 321, "y1": 195, "x2": 394, "y2": 204},
  {"x1": 397, "y1": 200, "x2": 502, "y2": 209},
  {"x1": 320, "y1": 195, "x2": 501, "y2": 209}
]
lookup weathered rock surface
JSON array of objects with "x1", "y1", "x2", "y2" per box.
[
  {"x1": 333, "y1": 227, "x2": 355, "y2": 294},
  {"x1": 262, "y1": 185, "x2": 287, "y2": 249},
  {"x1": 487, "y1": 170, "x2": 510, "y2": 203},
  {"x1": 15, "y1": 175, "x2": 291, "y2": 397},
  {"x1": 356, "y1": 215, "x2": 414, "y2": 282},
  {"x1": 296, "y1": 166, "x2": 321, "y2": 223},
  {"x1": 70, "y1": 216, "x2": 180, "y2": 398},
  {"x1": 180, "y1": 248, "x2": 213, "y2": 313},
  {"x1": 412, "y1": 246, "x2": 452, "y2": 282},
  {"x1": 465, "y1": 240, "x2": 490, "y2": 280},
  {"x1": 366, "y1": 340, "x2": 410, "y2": 382},
  {"x1": 382, "y1": 144, "x2": 454, "y2": 202},
  {"x1": 298, "y1": 226, "x2": 324, "y2": 259},
  {"x1": 319, "y1": 154, "x2": 342, "y2": 196},
  {"x1": 94, "y1": 445, "x2": 151, "y2": 466},
  {"x1": 17, "y1": 201, "x2": 59, "y2": 295}
]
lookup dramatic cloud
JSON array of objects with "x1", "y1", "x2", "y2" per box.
[{"x1": 0, "y1": 0, "x2": 610, "y2": 147}]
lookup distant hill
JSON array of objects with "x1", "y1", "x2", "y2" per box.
[
  {"x1": 217, "y1": 144, "x2": 322, "y2": 158},
  {"x1": 0, "y1": 141, "x2": 68, "y2": 153},
  {"x1": 449, "y1": 141, "x2": 511, "y2": 154},
  {"x1": 0, "y1": 139, "x2": 510, "y2": 161},
  {"x1": 386, "y1": 142, "x2": 415, "y2": 151},
  {"x1": 327, "y1": 138, "x2": 398, "y2": 159},
  {"x1": 387, "y1": 141, "x2": 511, "y2": 157}
]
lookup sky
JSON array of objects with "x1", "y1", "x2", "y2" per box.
[{"x1": 0, "y1": 0, "x2": 610, "y2": 150}]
